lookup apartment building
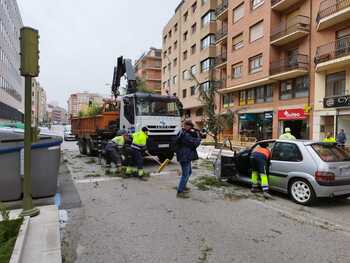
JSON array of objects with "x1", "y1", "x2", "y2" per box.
[
  {"x1": 47, "y1": 104, "x2": 68, "y2": 125},
  {"x1": 31, "y1": 79, "x2": 47, "y2": 126},
  {"x1": 217, "y1": 0, "x2": 313, "y2": 140},
  {"x1": 161, "y1": 0, "x2": 218, "y2": 126},
  {"x1": 67, "y1": 92, "x2": 104, "y2": 118},
  {"x1": 312, "y1": 0, "x2": 350, "y2": 141},
  {"x1": 134, "y1": 47, "x2": 162, "y2": 93},
  {"x1": 0, "y1": 0, "x2": 23, "y2": 122}
]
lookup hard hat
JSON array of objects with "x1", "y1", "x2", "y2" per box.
[{"x1": 285, "y1": 127, "x2": 291, "y2": 133}]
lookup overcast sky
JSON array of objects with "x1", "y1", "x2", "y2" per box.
[{"x1": 17, "y1": 0, "x2": 179, "y2": 108}]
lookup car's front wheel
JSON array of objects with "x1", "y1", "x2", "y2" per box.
[{"x1": 288, "y1": 178, "x2": 316, "y2": 206}]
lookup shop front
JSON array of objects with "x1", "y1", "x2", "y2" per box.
[
  {"x1": 320, "y1": 95, "x2": 350, "y2": 140},
  {"x1": 239, "y1": 112, "x2": 273, "y2": 141},
  {"x1": 278, "y1": 108, "x2": 309, "y2": 139}
]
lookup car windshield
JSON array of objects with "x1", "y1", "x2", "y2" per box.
[
  {"x1": 312, "y1": 144, "x2": 350, "y2": 162},
  {"x1": 64, "y1": 125, "x2": 71, "y2": 132},
  {"x1": 136, "y1": 98, "x2": 180, "y2": 117}
]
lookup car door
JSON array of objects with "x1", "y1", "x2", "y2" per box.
[{"x1": 270, "y1": 142, "x2": 304, "y2": 192}]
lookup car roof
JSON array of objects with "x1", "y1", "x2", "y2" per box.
[{"x1": 256, "y1": 139, "x2": 321, "y2": 146}]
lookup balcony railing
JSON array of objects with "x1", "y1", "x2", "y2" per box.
[
  {"x1": 215, "y1": 53, "x2": 227, "y2": 66},
  {"x1": 216, "y1": 0, "x2": 229, "y2": 16},
  {"x1": 315, "y1": 36, "x2": 350, "y2": 64},
  {"x1": 317, "y1": 0, "x2": 350, "y2": 22},
  {"x1": 270, "y1": 54, "x2": 309, "y2": 75},
  {"x1": 216, "y1": 27, "x2": 228, "y2": 41},
  {"x1": 270, "y1": 15, "x2": 310, "y2": 42}
]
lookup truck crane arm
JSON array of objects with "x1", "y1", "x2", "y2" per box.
[{"x1": 111, "y1": 56, "x2": 137, "y2": 97}]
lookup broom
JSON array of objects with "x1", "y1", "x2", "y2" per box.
[{"x1": 145, "y1": 151, "x2": 171, "y2": 173}]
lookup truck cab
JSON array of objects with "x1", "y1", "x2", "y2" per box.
[{"x1": 119, "y1": 92, "x2": 181, "y2": 161}]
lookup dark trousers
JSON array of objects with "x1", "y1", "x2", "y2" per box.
[
  {"x1": 131, "y1": 148, "x2": 144, "y2": 170},
  {"x1": 105, "y1": 143, "x2": 122, "y2": 166},
  {"x1": 178, "y1": 161, "x2": 192, "y2": 193}
]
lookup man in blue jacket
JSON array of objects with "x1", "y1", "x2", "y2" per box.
[{"x1": 175, "y1": 120, "x2": 202, "y2": 198}]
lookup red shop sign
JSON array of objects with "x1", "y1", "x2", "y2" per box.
[{"x1": 278, "y1": 109, "x2": 306, "y2": 120}]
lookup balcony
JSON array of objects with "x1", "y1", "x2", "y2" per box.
[
  {"x1": 216, "y1": 27, "x2": 228, "y2": 44},
  {"x1": 215, "y1": 78, "x2": 227, "y2": 90},
  {"x1": 215, "y1": 53, "x2": 227, "y2": 68},
  {"x1": 270, "y1": 16, "x2": 310, "y2": 46},
  {"x1": 315, "y1": 36, "x2": 350, "y2": 71},
  {"x1": 216, "y1": 0, "x2": 228, "y2": 19},
  {"x1": 317, "y1": 0, "x2": 350, "y2": 31},
  {"x1": 270, "y1": 54, "x2": 309, "y2": 80},
  {"x1": 271, "y1": 0, "x2": 305, "y2": 12}
]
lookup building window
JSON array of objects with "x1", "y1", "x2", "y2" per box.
[
  {"x1": 200, "y1": 81, "x2": 213, "y2": 93},
  {"x1": 191, "y1": 44, "x2": 197, "y2": 54},
  {"x1": 173, "y1": 58, "x2": 178, "y2": 67},
  {"x1": 184, "y1": 11, "x2": 188, "y2": 22},
  {"x1": 174, "y1": 23, "x2": 178, "y2": 32},
  {"x1": 200, "y1": 58, "x2": 215, "y2": 72},
  {"x1": 192, "y1": 1, "x2": 197, "y2": 13},
  {"x1": 184, "y1": 31, "x2": 188, "y2": 41},
  {"x1": 201, "y1": 10, "x2": 216, "y2": 27},
  {"x1": 201, "y1": 34, "x2": 216, "y2": 49},
  {"x1": 202, "y1": 0, "x2": 208, "y2": 5},
  {"x1": 163, "y1": 51, "x2": 167, "y2": 58},
  {"x1": 191, "y1": 86, "x2": 196, "y2": 96},
  {"x1": 168, "y1": 30, "x2": 172, "y2": 38},
  {"x1": 168, "y1": 47, "x2": 172, "y2": 55},
  {"x1": 233, "y1": 3, "x2": 244, "y2": 23},
  {"x1": 256, "y1": 85, "x2": 273, "y2": 103},
  {"x1": 232, "y1": 33, "x2": 244, "y2": 51},
  {"x1": 251, "y1": 0, "x2": 264, "y2": 10},
  {"x1": 239, "y1": 90, "x2": 247, "y2": 105},
  {"x1": 232, "y1": 63, "x2": 243, "y2": 79},
  {"x1": 174, "y1": 41, "x2": 178, "y2": 50},
  {"x1": 223, "y1": 93, "x2": 234, "y2": 108},
  {"x1": 191, "y1": 23, "x2": 197, "y2": 34},
  {"x1": 249, "y1": 54, "x2": 262, "y2": 74},
  {"x1": 173, "y1": 75, "x2": 177, "y2": 85},
  {"x1": 163, "y1": 66, "x2": 166, "y2": 74},
  {"x1": 183, "y1": 89, "x2": 187, "y2": 98},
  {"x1": 280, "y1": 76, "x2": 309, "y2": 100},
  {"x1": 183, "y1": 70, "x2": 188, "y2": 80},
  {"x1": 247, "y1": 89, "x2": 255, "y2": 104},
  {"x1": 163, "y1": 35, "x2": 167, "y2": 44},
  {"x1": 183, "y1": 50, "x2": 188, "y2": 60},
  {"x1": 326, "y1": 71, "x2": 346, "y2": 97},
  {"x1": 191, "y1": 65, "x2": 197, "y2": 75},
  {"x1": 250, "y1": 20, "x2": 263, "y2": 42}
]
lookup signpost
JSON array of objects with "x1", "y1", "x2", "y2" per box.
[{"x1": 20, "y1": 27, "x2": 40, "y2": 217}]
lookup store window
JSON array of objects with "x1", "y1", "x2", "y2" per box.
[
  {"x1": 239, "y1": 111, "x2": 273, "y2": 140},
  {"x1": 280, "y1": 76, "x2": 309, "y2": 100},
  {"x1": 326, "y1": 71, "x2": 346, "y2": 97}
]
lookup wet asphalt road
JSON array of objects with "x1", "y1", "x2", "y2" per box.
[{"x1": 60, "y1": 141, "x2": 350, "y2": 263}]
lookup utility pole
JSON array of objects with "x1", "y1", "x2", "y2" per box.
[{"x1": 20, "y1": 27, "x2": 40, "y2": 217}]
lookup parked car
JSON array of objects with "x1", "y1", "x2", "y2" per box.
[
  {"x1": 63, "y1": 125, "x2": 76, "y2": 141},
  {"x1": 215, "y1": 140, "x2": 350, "y2": 205}
]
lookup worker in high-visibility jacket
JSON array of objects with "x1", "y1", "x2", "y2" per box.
[
  {"x1": 323, "y1": 132, "x2": 336, "y2": 143},
  {"x1": 127, "y1": 127, "x2": 149, "y2": 178},
  {"x1": 250, "y1": 142, "x2": 273, "y2": 199},
  {"x1": 104, "y1": 130, "x2": 129, "y2": 172},
  {"x1": 279, "y1": 127, "x2": 296, "y2": 140}
]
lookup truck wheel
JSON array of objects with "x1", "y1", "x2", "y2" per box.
[
  {"x1": 79, "y1": 140, "x2": 87, "y2": 155},
  {"x1": 158, "y1": 152, "x2": 174, "y2": 163}
]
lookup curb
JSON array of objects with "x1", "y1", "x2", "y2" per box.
[{"x1": 10, "y1": 216, "x2": 30, "y2": 263}]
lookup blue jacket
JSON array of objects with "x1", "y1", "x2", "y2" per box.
[
  {"x1": 337, "y1": 132, "x2": 347, "y2": 144},
  {"x1": 175, "y1": 129, "x2": 201, "y2": 163}
]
